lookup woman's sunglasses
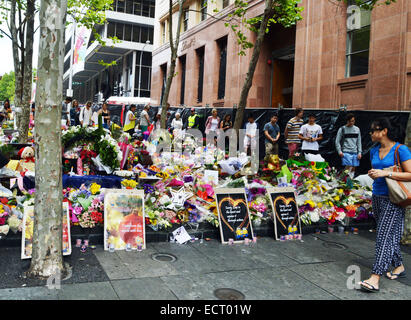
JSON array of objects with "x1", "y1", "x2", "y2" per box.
[{"x1": 369, "y1": 127, "x2": 383, "y2": 134}]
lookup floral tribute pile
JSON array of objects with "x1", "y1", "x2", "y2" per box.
[
  {"x1": 285, "y1": 159, "x2": 373, "y2": 226},
  {"x1": 0, "y1": 123, "x2": 375, "y2": 237}
]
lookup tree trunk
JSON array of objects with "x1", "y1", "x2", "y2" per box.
[
  {"x1": 28, "y1": 0, "x2": 67, "y2": 278},
  {"x1": 20, "y1": 0, "x2": 36, "y2": 143},
  {"x1": 10, "y1": 0, "x2": 23, "y2": 129},
  {"x1": 160, "y1": 0, "x2": 185, "y2": 129},
  {"x1": 233, "y1": 0, "x2": 274, "y2": 131}
]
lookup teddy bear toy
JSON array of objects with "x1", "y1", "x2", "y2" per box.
[{"x1": 18, "y1": 146, "x2": 35, "y2": 172}]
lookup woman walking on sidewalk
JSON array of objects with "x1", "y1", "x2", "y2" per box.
[{"x1": 359, "y1": 118, "x2": 411, "y2": 292}]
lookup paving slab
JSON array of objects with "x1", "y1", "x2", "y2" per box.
[
  {"x1": 290, "y1": 261, "x2": 411, "y2": 300},
  {"x1": 247, "y1": 267, "x2": 338, "y2": 300},
  {"x1": 275, "y1": 234, "x2": 364, "y2": 264},
  {"x1": 241, "y1": 237, "x2": 301, "y2": 268},
  {"x1": 160, "y1": 274, "x2": 220, "y2": 300},
  {"x1": 151, "y1": 242, "x2": 223, "y2": 275},
  {"x1": 314, "y1": 233, "x2": 376, "y2": 259},
  {"x1": 115, "y1": 246, "x2": 180, "y2": 278},
  {"x1": 189, "y1": 239, "x2": 273, "y2": 272},
  {"x1": 111, "y1": 278, "x2": 178, "y2": 300},
  {"x1": 93, "y1": 247, "x2": 134, "y2": 280},
  {"x1": 57, "y1": 281, "x2": 119, "y2": 300},
  {"x1": 61, "y1": 246, "x2": 110, "y2": 285},
  {"x1": 0, "y1": 286, "x2": 59, "y2": 300}
]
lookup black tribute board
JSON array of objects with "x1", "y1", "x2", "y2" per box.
[
  {"x1": 267, "y1": 187, "x2": 302, "y2": 240},
  {"x1": 215, "y1": 188, "x2": 254, "y2": 244}
]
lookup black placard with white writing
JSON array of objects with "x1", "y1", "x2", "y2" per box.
[
  {"x1": 267, "y1": 187, "x2": 301, "y2": 240},
  {"x1": 215, "y1": 188, "x2": 254, "y2": 244}
]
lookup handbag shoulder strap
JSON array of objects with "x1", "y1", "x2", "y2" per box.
[{"x1": 394, "y1": 144, "x2": 403, "y2": 172}]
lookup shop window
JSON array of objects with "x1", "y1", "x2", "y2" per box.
[
  {"x1": 141, "y1": 27, "x2": 148, "y2": 43},
  {"x1": 148, "y1": 27, "x2": 154, "y2": 44},
  {"x1": 160, "y1": 63, "x2": 167, "y2": 104},
  {"x1": 217, "y1": 36, "x2": 227, "y2": 100},
  {"x1": 345, "y1": 1, "x2": 371, "y2": 77},
  {"x1": 126, "y1": 0, "x2": 133, "y2": 14},
  {"x1": 107, "y1": 22, "x2": 115, "y2": 38},
  {"x1": 124, "y1": 24, "x2": 132, "y2": 42},
  {"x1": 134, "y1": 1, "x2": 141, "y2": 15},
  {"x1": 179, "y1": 55, "x2": 186, "y2": 104},
  {"x1": 149, "y1": 1, "x2": 155, "y2": 18},
  {"x1": 142, "y1": 0, "x2": 150, "y2": 17},
  {"x1": 183, "y1": 9, "x2": 189, "y2": 32},
  {"x1": 116, "y1": 0, "x2": 125, "y2": 13},
  {"x1": 161, "y1": 22, "x2": 166, "y2": 44},
  {"x1": 135, "y1": 51, "x2": 152, "y2": 97},
  {"x1": 133, "y1": 25, "x2": 141, "y2": 43},
  {"x1": 200, "y1": 0, "x2": 207, "y2": 21},
  {"x1": 116, "y1": 23, "x2": 124, "y2": 40},
  {"x1": 196, "y1": 46, "x2": 205, "y2": 103}
]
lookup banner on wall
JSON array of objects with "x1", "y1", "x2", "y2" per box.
[{"x1": 72, "y1": 26, "x2": 92, "y2": 75}]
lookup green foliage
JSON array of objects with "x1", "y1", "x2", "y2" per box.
[
  {"x1": 0, "y1": 71, "x2": 15, "y2": 103},
  {"x1": 227, "y1": 0, "x2": 304, "y2": 56},
  {"x1": 62, "y1": 126, "x2": 119, "y2": 169},
  {"x1": 338, "y1": 0, "x2": 396, "y2": 10}
]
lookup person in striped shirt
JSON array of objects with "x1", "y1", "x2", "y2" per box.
[{"x1": 284, "y1": 108, "x2": 304, "y2": 158}]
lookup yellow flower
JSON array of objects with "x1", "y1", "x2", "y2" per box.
[
  {"x1": 317, "y1": 202, "x2": 323, "y2": 208},
  {"x1": 337, "y1": 189, "x2": 344, "y2": 194},
  {"x1": 121, "y1": 179, "x2": 138, "y2": 189},
  {"x1": 305, "y1": 200, "x2": 316, "y2": 208},
  {"x1": 329, "y1": 201, "x2": 334, "y2": 207},
  {"x1": 139, "y1": 172, "x2": 147, "y2": 178},
  {"x1": 334, "y1": 195, "x2": 340, "y2": 201},
  {"x1": 90, "y1": 183, "x2": 101, "y2": 195}
]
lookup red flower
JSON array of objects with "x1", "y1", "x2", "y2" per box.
[
  {"x1": 347, "y1": 210, "x2": 356, "y2": 218},
  {"x1": 145, "y1": 217, "x2": 151, "y2": 225},
  {"x1": 343, "y1": 190, "x2": 350, "y2": 196},
  {"x1": 0, "y1": 217, "x2": 6, "y2": 225},
  {"x1": 0, "y1": 198, "x2": 8, "y2": 205},
  {"x1": 65, "y1": 160, "x2": 70, "y2": 164}
]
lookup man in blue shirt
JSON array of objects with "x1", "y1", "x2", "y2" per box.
[{"x1": 264, "y1": 114, "x2": 280, "y2": 156}]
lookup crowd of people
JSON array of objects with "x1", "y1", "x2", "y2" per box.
[{"x1": 61, "y1": 99, "x2": 368, "y2": 174}]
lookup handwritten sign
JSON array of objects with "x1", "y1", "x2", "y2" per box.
[
  {"x1": 215, "y1": 188, "x2": 253, "y2": 244},
  {"x1": 104, "y1": 189, "x2": 145, "y2": 251},
  {"x1": 267, "y1": 187, "x2": 301, "y2": 240}
]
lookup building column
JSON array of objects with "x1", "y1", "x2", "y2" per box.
[{"x1": 131, "y1": 51, "x2": 137, "y2": 97}]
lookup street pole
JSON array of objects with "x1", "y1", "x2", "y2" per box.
[{"x1": 138, "y1": 40, "x2": 150, "y2": 97}]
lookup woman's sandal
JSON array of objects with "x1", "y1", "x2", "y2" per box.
[
  {"x1": 385, "y1": 270, "x2": 406, "y2": 280},
  {"x1": 359, "y1": 281, "x2": 379, "y2": 292}
]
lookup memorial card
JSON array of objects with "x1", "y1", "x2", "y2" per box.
[{"x1": 215, "y1": 188, "x2": 253, "y2": 244}]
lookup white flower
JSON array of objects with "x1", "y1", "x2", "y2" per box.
[
  {"x1": 158, "y1": 195, "x2": 171, "y2": 205},
  {"x1": 336, "y1": 210, "x2": 346, "y2": 221},
  {"x1": 310, "y1": 209, "x2": 320, "y2": 223}
]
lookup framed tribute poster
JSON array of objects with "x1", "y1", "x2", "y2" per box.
[
  {"x1": 267, "y1": 187, "x2": 301, "y2": 240},
  {"x1": 215, "y1": 188, "x2": 253, "y2": 244},
  {"x1": 104, "y1": 189, "x2": 145, "y2": 251},
  {"x1": 21, "y1": 203, "x2": 72, "y2": 259}
]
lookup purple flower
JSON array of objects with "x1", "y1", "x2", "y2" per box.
[{"x1": 28, "y1": 188, "x2": 36, "y2": 195}]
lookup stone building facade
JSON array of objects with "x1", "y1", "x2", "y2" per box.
[{"x1": 151, "y1": 0, "x2": 411, "y2": 111}]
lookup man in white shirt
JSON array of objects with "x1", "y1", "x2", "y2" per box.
[
  {"x1": 244, "y1": 114, "x2": 258, "y2": 154},
  {"x1": 298, "y1": 114, "x2": 323, "y2": 155},
  {"x1": 79, "y1": 101, "x2": 93, "y2": 127}
]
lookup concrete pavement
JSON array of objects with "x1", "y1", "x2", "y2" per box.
[{"x1": 0, "y1": 231, "x2": 410, "y2": 300}]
